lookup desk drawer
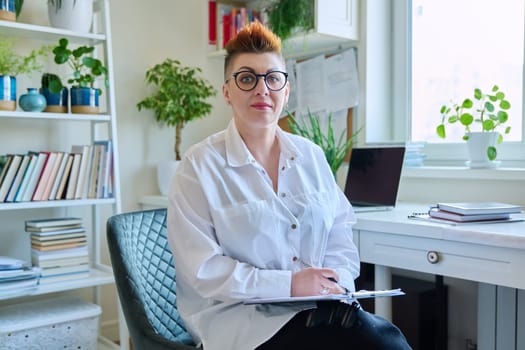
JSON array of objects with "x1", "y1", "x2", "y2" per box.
[{"x1": 358, "y1": 230, "x2": 525, "y2": 289}]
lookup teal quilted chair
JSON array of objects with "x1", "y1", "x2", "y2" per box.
[{"x1": 107, "y1": 208, "x2": 198, "y2": 350}]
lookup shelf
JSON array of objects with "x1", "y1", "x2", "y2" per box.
[
  {"x1": 0, "y1": 198, "x2": 116, "y2": 211},
  {"x1": 0, "y1": 265, "x2": 114, "y2": 301},
  {"x1": 0, "y1": 110, "x2": 111, "y2": 121},
  {"x1": 0, "y1": 20, "x2": 106, "y2": 44}
]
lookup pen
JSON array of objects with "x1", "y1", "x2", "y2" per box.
[{"x1": 326, "y1": 277, "x2": 350, "y2": 294}]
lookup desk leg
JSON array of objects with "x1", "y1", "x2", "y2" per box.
[{"x1": 374, "y1": 264, "x2": 392, "y2": 321}]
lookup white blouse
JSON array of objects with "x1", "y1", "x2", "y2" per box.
[{"x1": 167, "y1": 120, "x2": 359, "y2": 350}]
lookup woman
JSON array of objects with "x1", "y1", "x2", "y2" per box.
[{"x1": 167, "y1": 21, "x2": 411, "y2": 350}]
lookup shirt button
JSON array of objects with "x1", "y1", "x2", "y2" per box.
[
  {"x1": 280, "y1": 192, "x2": 286, "y2": 197},
  {"x1": 281, "y1": 166, "x2": 285, "y2": 171},
  {"x1": 290, "y1": 156, "x2": 295, "y2": 161},
  {"x1": 292, "y1": 256, "x2": 298, "y2": 262},
  {"x1": 291, "y1": 223, "x2": 297, "y2": 229}
]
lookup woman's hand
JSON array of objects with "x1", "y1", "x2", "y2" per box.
[{"x1": 291, "y1": 267, "x2": 346, "y2": 296}]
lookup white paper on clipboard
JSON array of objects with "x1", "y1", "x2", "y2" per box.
[{"x1": 243, "y1": 288, "x2": 405, "y2": 305}]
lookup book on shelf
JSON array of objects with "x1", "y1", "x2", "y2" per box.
[
  {"x1": 31, "y1": 231, "x2": 86, "y2": 241},
  {"x1": 20, "y1": 151, "x2": 49, "y2": 202},
  {"x1": 0, "y1": 155, "x2": 11, "y2": 187},
  {"x1": 71, "y1": 144, "x2": 92, "y2": 199},
  {"x1": 31, "y1": 234, "x2": 86, "y2": 246},
  {"x1": 54, "y1": 153, "x2": 74, "y2": 200},
  {"x1": 48, "y1": 152, "x2": 69, "y2": 200},
  {"x1": 94, "y1": 140, "x2": 112, "y2": 198},
  {"x1": 65, "y1": 152, "x2": 82, "y2": 200},
  {"x1": 32, "y1": 241, "x2": 87, "y2": 252},
  {"x1": 41, "y1": 151, "x2": 64, "y2": 201},
  {"x1": 5, "y1": 154, "x2": 31, "y2": 202},
  {"x1": 32, "y1": 151, "x2": 58, "y2": 201},
  {"x1": 40, "y1": 263, "x2": 89, "y2": 277},
  {"x1": 0, "y1": 256, "x2": 30, "y2": 270},
  {"x1": 31, "y1": 245, "x2": 88, "y2": 261},
  {"x1": 0, "y1": 154, "x2": 22, "y2": 202},
  {"x1": 437, "y1": 202, "x2": 523, "y2": 216},
  {"x1": 13, "y1": 152, "x2": 38, "y2": 202},
  {"x1": 428, "y1": 207, "x2": 511, "y2": 222},
  {"x1": 87, "y1": 143, "x2": 102, "y2": 199},
  {"x1": 25, "y1": 217, "x2": 83, "y2": 229},
  {"x1": 27, "y1": 226, "x2": 85, "y2": 236},
  {"x1": 33, "y1": 255, "x2": 89, "y2": 269},
  {"x1": 38, "y1": 270, "x2": 90, "y2": 285}
]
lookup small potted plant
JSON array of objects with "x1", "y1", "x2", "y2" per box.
[
  {"x1": 437, "y1": 85, "x2": 511, "y2": 167},
  {"x1": 137, "y1": 58, "x2": 216, "y2": 196},
  {"x1": 41, "y1": 73, "x2": 68, "y2": 113},
  {"x1": 49, "y1": 37, "x2": 108, "y2": 114},
  {"x1": 265, "y1": 0, "x2": 314, "y2": 41},
  {"x1": 0, "y1": 35, "x2": 47, "y2": 111},
  {"x1": 286, "y1": 109, "x2": 360, "y2": 177}
]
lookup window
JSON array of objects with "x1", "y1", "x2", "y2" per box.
[{"x1": 411, "y1": 0, "x2": 524, "y2": 144}]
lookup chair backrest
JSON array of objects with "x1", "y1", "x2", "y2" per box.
[{"x1": 107, "y1": 208, "x2": 196, "y2": 350}]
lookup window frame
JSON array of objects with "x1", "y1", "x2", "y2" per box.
[{"x1": 360, "y1": 0, "x2": 525, "y2": 167}]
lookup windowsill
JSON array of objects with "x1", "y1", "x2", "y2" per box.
[{"x1": 402, "y1": 165, "x2": 525, "y2": 181}]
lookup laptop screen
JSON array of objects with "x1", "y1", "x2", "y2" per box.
[{"x1": 344, "y1": 146, "x2": 406, "y2": 207}]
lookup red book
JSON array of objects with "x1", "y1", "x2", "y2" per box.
[
  {"x1": 208, "y1": 1, "x2": 217, "y2": 45},
  {"x1": 222, "y1": 13, "x2": 231, "y2": 48}
]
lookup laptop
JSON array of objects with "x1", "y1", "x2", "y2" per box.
[{"x1": 344, "y1": 146, "x2": 406, "y2": 213}]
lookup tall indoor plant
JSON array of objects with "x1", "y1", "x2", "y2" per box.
[
  {"x1": 0, "y1": 35, "x2": 47, "y2": 111},
  {"x1": 286, "y1": 109, "x2": 360, "y2": 177},
  {"x1": 437, "y1": 84, "x2": 511, "y2": 167},
  {"x1": 137, "y1": 58, "x2": 216, "y2": 195}
]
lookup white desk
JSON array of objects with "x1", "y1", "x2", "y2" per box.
[{"x1": 353, "y1": 203, "x2": 525, "y2": 350}]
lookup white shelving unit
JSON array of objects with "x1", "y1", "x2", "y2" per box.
[
  {"x1": 0, "y1": 0, "x2": 122, "y2": 348},
  {"x1": 208, "y1": 0, "x2": 359, "y2": 59}
]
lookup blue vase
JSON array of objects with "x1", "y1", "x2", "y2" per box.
[
  {"x1": 0, "y1": 75, "x2": 17, "y2": 111},
  {"x1": 71, "y1": 87, "x2": 99, "y2": 114},
  {"x1": 19, "y1": 88, "x2": 47, "y2": 112},
  {"x1": 41, "y1": 87, "x2": 68, "y2": 113}
]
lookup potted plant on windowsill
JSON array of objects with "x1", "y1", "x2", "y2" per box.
[
  {"x1": 137, "y1": 58, "x2": 217, "y2": 196},
  {"x1": 0, "y1": 0, "x2": 23, "y2": 22},
  {"x1": 49, "y1": 37, "x2": 108, "y2": 114},
  {"x1": 436, "y1": 85, "x2": 511, "y2": 168},
  {"x1": 265, "y1": 0, "x2": 314, "y2": 41},
  {"x1": 0, "y1": 35, "x2": 47, "y2": 111},
  {"x1": 286, "y1": 109, "x2": 360, "y2": 178}
]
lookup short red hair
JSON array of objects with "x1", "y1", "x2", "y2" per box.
[{"x1": 224, "y1": 21, "x2": 283, "y2": 77}]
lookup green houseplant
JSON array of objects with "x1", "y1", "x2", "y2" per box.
[
  {"x1": 286, "y1": 109, "x2": 360, "y2": 176},
  {"x1": 49, "y1": 37, "x2": 108, "y2": 114},
  {"x1": 266, "y1": 0, "x2": 314, "y2": 41},
  {"x1": 137, "y1": 58, "x2": 217, "y2": 161},
  {"x1": 437, "y1": 85, "x2": 511, "y2": 163},
  {"x1": 0, "y1": 35, "x2": 47, "y2": 111}
]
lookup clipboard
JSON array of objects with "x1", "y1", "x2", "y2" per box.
[{"x1": 243, "y1": 288, "x2": 405, "y2": 305}]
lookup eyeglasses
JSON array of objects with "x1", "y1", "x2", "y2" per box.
[{"x1": 228, "y1": 70, "x2": 288, "y2": 92}]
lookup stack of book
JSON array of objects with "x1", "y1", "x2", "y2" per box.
[
  {"x1": 0, "y1": 256, "x2": 40, "y2": 299},
  {"x1": 428, "y1": 202, "x2": 523, "y2": 223},
  {"x1": 27, "y1": 217, "x2": 90, "y2": 284},
  {"x1": 403, "y1": 141, "x2": 426, "y2": 167}
]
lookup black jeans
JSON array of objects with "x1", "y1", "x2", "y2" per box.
[{"x1": 256, "y1": 301, "x2": 412, "y2": 350}]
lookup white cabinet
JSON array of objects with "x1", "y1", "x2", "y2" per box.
[
  {"x1": 0, "y1": 0, "x2": 122, "y2": 348},
  {"x1": 208, "y1": 0, "x2": 359, "y2": 59}
]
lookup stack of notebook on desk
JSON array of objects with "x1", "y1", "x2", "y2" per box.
[{"x1": 410, "y1": 202, "x2": 524, "y2": 225}]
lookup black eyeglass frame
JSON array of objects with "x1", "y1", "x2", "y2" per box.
[{"x1": 227, "y1": 70, "x2": 289, "y2": 92}]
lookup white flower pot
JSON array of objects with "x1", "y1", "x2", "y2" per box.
[
  {"x1": 48, "y1": 0, "x2": 94, "y2": 33},
  {"x1": 156, "y1": 160, "x2": 180, "y2": 197},
  {"x1": 466, "y1": 131, "x2": 500, "y2": 168}
]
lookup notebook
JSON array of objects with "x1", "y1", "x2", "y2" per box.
[{"x1": 344, "y1": 146, "x2": 406, "y2": 213}]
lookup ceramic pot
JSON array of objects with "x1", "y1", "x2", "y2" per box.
[
  {"x1": 0, "y1": 75, "x2": 17, "y2": 111},
  {"x1": 0, "y1": 0, "x2": 15, "y2": 22},
  {"x1": 157, "y1": 160, "x2": 180, "y2": 197},
  {"x1": 70, "y1": 87, "x2": 99, "y2": 114},
  {"x1": 465, "y1": 131, "x2": 500, "y2": 168},
  {"x1": 19, "y1": 88, "x2": 47, "y2": 112},
  {"x1": 41, "y1": 87, "x2": 68, "y2": 113},
  {"x1": 48, "y1": 0, "x2": 93, "y2": 33}
]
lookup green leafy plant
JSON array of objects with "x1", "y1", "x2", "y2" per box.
[
  {"x1": 15, "y1": 0, "x2": 23, "y2": 18},
  {"x1": 266, "y1": 0, "x2": 314, "y2": 41},
  {"x1": 0, "y1": 35, "x2": 47, "y2": 77},
  {"x1": 437, "y1": 85, "x2": 511, "y2": 160},
  {"x1": 137, "y1": 58, "x2": 217, "y2": 160},
  {"x1": 287, "y1": 109, "x2": 360, "y2": 176},
  {"x1": 49, "y1": 38, "x2": 108, "y2": 95}
]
